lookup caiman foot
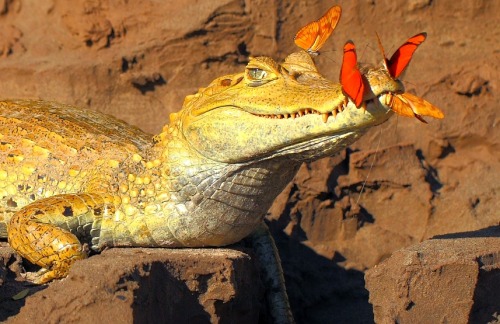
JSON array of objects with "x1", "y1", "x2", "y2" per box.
[
  {"x1": 9, "y1": 218, "x2": 88, "y2": 284},
  {"x1": 7, "y1": 194, "x2": 109, "y2": 284},
  {"x1": 24, "y1": 261, "x2": 80, "y2": 285}
]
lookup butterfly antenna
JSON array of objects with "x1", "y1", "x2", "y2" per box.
[
  {"x1": 375, "y1": 32, "x2": 387, "y2": 62},
  {"x1": 400, "y1": 79, "x2": 420, "y2": 90},
  {"x1": 318, "y1": 51, "x2": 338, "y2": 67},
  {"x1": 355, "y1": 42, "x2": 370, "y2": 66}
]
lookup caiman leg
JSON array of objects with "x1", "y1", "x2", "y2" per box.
[{"x1": 8, "y1": 193, "x2": 113, "y2": 284}]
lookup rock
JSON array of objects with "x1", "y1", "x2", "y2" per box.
[
  {"x1": 365, "y1": 226, "x2": 500, "y2": 324},
  {"x1": 4, "y1": 248, "x2": 263, "y2": 324}
]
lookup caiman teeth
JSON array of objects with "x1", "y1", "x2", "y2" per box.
[
  {"x1": 322, "y1": 113, "x2": 329, "y2": 123},
  {"x1": 255, "y1": 104, "x2": 346, "y2": 123}
]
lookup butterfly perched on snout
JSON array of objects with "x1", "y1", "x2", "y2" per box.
[
  {"x1": 340, "y1": 33, "x2": 444, "y2": 122},
  {"x1": 294, "y1": 5, "x2": 342, "y2": 55}
]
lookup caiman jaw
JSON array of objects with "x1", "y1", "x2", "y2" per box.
[{"x1": 252, "y1": 97, "x2": 350, "y2": 123}]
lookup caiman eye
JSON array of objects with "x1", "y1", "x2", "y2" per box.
[
  {"x1": 245, "y1": 67, "x2": 277, "y2": 87},
  {"x1": 248, "y1": 68, "x2": 267, "y2": 80}
]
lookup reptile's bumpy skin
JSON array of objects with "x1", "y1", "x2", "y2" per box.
[{"x1": 1, "y1": 51, "x2": 399, "y2": 283}]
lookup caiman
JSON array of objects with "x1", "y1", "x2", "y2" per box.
[{"x1": 0, "y1": 47, "x2": 435, "y2": 285}]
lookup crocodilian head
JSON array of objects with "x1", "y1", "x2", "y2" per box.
[{"x1": 172, "y1": 51, "x2": 396, "y2": 164}]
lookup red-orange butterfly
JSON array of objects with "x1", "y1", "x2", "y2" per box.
[
  {"x1": 376, "y1": 33, "x2": 444, "y2": 121},
  {"x1": 294, "y1": 5, "x2": 342, "y2": 55},
  {"x1": 376, "y1": 32, "x2": 427, "y2": 78},
  {"x1": 340, "y1": 41, "x2": 365, "y2": 107}
]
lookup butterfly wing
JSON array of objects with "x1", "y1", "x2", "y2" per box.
[
  {"x1": 340, "y1": 41, "x2": 365, "y2": 107},
  {"x1": 294, "y1": 5, "x2": 341, "y2": 54},
  {"x1": 314, "y1": 6, "x2": 341, "y2": 52},
  {"x1": 386, "y1": 92, "x2": 444, "y2": 123},
  {"x1": 387, "y1": 32, "x2": 427, "y2": 78},
  {"x1": 294, "y1": 22, "x2": 320, "y2": 53},
  {"x1": 400, "y1": 92, "x2": 444, "y2": 119},
  {"x1": 385, "y1": 93, "x2": 416, "y2": 117}
]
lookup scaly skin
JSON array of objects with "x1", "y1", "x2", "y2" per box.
[{"x1": 1, "y1": 51, "x2": 400, "y2": 283}]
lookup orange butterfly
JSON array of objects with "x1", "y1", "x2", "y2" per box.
[
  {"x1": 384, "y1": 92, "x2": 443, "y2": 123},
  {"x1": 376, "y1": 33, "x2": 444, "y2": 122},
  {"x1": 340, "y1": 41, "x2": 365, "y2": 107},
  {"x1": 294, "y1": 5, "x2": 342, "y2": 55}
]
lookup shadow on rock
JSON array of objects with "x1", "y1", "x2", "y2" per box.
[
  {"x1": 432, "y1": 226, "x2": 500, "y2": 239},
  {"x1": 0, "y1": 282, "x2": 47, "y2": 322},
  {"x1": 0, "y1": 246, "x2": 47, "y2": 322},
  {"x1": 130, "y1": 262, "x2": 211, "y2": 323},
  {"x1": 470, "y1": 263, "x2": 500, "y2": 324},
  {"x1": 268, "y1": 220, "x2": 374, "y2": 324}
]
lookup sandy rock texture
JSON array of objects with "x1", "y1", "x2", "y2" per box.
[
  {"x1": 0, "y1": 0, "x2": 498, "y2": 323},
  {"x1": 366, "y1": 227, "x2": 500, "y2": 323},
  {"x1": 0, "y1": 245, "x2": 262, "y2": 323}
]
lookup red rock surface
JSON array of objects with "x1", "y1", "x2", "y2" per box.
[
  {"x1": 365, "y1": 227, "x2": 500, "y2": 323},
  {"x1": 1, "y1": 246, "x2": 262, "y2": 323},
  {"x1": 0, "y1": 0, "x2": 498, "y2": 323}
]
